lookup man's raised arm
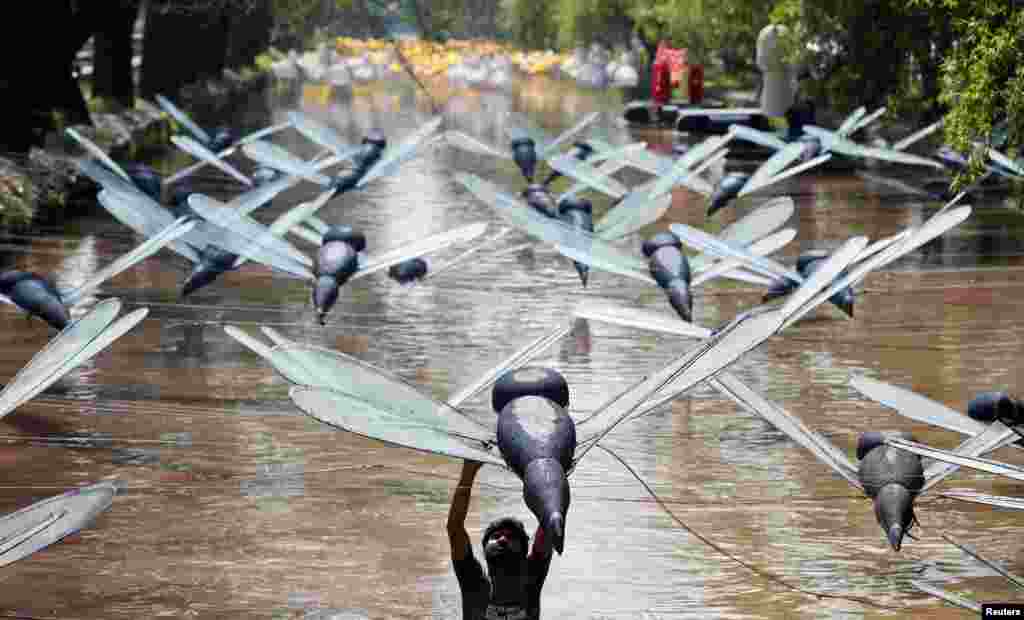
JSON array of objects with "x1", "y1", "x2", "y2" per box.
[{"x1": 447, "y1": 460, "x2": 483, "y2": 561}]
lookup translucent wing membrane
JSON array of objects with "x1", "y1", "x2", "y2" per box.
[
  {"x1": 0, "y1": 299, "x2": 148, "y2": 419},
  {"x1": 0, "y1": 481, "x2": 116, "y2": 567},
  {"x1": 353, "y1": 222, "x2": 488, "y2": 280},
  {"x1": 156, "y1": 94, "x2": 212, "y2": 145}
]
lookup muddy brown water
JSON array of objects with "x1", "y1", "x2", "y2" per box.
[{"x1": 1, "y1": 77, "x2": 1023, "y2": 618}]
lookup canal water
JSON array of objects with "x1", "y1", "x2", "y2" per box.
[{"x1": 1, "y1": 75, "x2": 1022, "y2": 619}]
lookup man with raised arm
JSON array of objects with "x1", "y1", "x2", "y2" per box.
[{"x1": 447, "y1": 460, "x2": 554, "y2": 620}]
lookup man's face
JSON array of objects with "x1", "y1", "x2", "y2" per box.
[{"x1": 484, "y1": 528, "x2": 524, "y2": 560}]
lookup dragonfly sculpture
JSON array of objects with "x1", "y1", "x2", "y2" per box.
[
  {"x1": 570, "y1": 204, "x2": 974, "y2": 551},
  {"x1": 78, "y1": 158, "x2": 314, "y2": 297},
  {"x1": 456, "y1": 172, "x2": 805, "y2": 322},
  {"x1": 223, "y1": 247, "x2": 863, "y2": 554},
  {"x1": 849, "y1": 375, "x2": 1024, "y2": 510},
  {"x1": 0, "y1": 217, "x2": 195, "y2": 329},
  {"x1": 156, "y1": 94, "x2": 293, "y2": 187}
]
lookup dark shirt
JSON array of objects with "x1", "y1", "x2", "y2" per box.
[{"x1": 452, "y1": 541, "x2": 552, "y2": 620}]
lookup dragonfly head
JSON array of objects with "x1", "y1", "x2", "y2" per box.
[
  {"x1": 321, "y1": 225, "x2": 366, "y2": 253},
  {"x1": 210, "y1": 126, "x2": 236, "y2": 152},
  {"x1": 510, "y1": 137, "x2": 538, "y2": 182},
  {"x1": 492, "y1": 366, "x2": 570, "y2": 414},
  {"x1": 641, "y1": 231, "x2": 682, "y2": 258},
  {"x1": 361, "y1": 129, "x2": 388, "y2": 152}
]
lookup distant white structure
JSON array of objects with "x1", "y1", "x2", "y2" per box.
[{"x1": 756, "y1": 24, "x2": 799, "y2": 116}]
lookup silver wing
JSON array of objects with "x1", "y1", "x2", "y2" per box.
[
  {"x1": 60, "y1": 217, "x2": 197, "y2": 305},
  {"x1": 170, "y1": 135, "x2": 252, "y2": 186},
  {"x1": 155, "y1": 94, "x2": 212, "y2": 144},
  {"x1": 0, "y1": 299, "x2": 148, "y2": 420}
]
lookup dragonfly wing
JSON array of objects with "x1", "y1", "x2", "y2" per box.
[
  {"x1": 988, "y1": 148, "x2": 1024, "y2": 177},
  {"x1": 728, "y1": 124, "x2": 788, "y2": 151},
  {"x1": 76, "y1": 158, "x2": 140, "y2": 195},
  {"x1": 595, "y1": 194, "x2": 672, "y2": 241},
  {"x1": 155, "y1": 95, "x2": 212, "y2": 144},
  {"x1": 712, "y1": 371, "x2": 863, "y2": 489},
  {"x1": 357, "y1": 116, "x2": 443, "y2": 188},
  {"x1": 290, "y1": 387, "x2": 505, "y2": 466},
  {"x1": 187, "y1": 194, "x2": 313, "y2": 267},
  {"x1": 940, "y1": 490, "x2": 1024, "y2": 510},
  {"x1": 587, "y1": 142, "x2": 649, "y2": 165},
  {"x1": 669, "y1": 221, "x2": 803, "y2": 282},
  {"x1": 538, "y1": 111, "x2": 600, "y2": 159},
  {"x1": 447, "y1": 325, "x2": 572, "y2": 409},
  {"x1": 888, "y1": 437, "x2": 1024, "y2": 483},
  {"x1": 0, "y1": 481, "x2": 116, "y2": 568},
  {"x1": 718, "y1": 197, "x2": 795, "y2": 245},
  {"x1": 62, "y1": 217, "x2": 197, "y2": 306},
  {"x1": 572, "y1": 307, "x2": 783, "y2": 462},
  {"x1": 920, "y1": 422, "x2": 1021, "y2": 492},
  {"x1": 739, "y1": 142, "x2": 804, "y2": 197},
  {"x1": 0, "y1": 300, "x2": 147, "y2": 420},
  {"x1": 267, "y1": 188, "x2": 337, "y2": 240},
  {"x1": 548, "y1": 155, "x2": 628, "y2": 199},
  {"x1": 691, "y1": 228, "x2": 797, "y2": 286},
  {"x1": 287, "y1": 111, "x2": 357, "y2": 161},
  {"x1": 573, "y1": 300, "x2": 713, "y2": 338},
  {"x1": 835, "y1": 106, "x2": 867, "y2": 137},
  {"x1": 832, "y1": 138, "x2": 945, "y2": 169},
  {"x1": 782, "y1": 206, "x2": 971, "y2": 330},
  {"x1": 171, "y1": 135, "x2": 252, "y2": 186},
  {"x1": 892, "y1": 120, "x2": 943, "y2": 152},
  {"x1": 911, "y1": 581, "x2": 981, "y2": 613},
  {"x1": 443, "y1": 130, "x2": 512, "y2": 160},
  {"x1": 65, "y1": 129, "x2": 133, "y2": 183},
  {"x1": 778, "y1": 236, "x2": 869, "y2": 325},
  {"x1": 739, "y1": 153, "x2": 833, "y2": 197},
  {"x1": 352, "y1": 222, "x2": 488, "y2": 280},
  {"x1": 844, "y1": 106, "x2": 886, "y2": 137},
  {"x1": 234, "y1": 121, "x2": 293, "y2": 148},
  {"x1": 228, "y1": 175, "x2": 302, "y2": 216},
  {"x1": 849, "y1": 375, "x2": 987, "y2": 437},
  {"x1": 242, "y1": 140, "x2": 332, "y2": 186},
  {"x1": 854, "y1": 171, "x2": 932, "y2": 198},
  {"x1": 455, "y1": 173, "x2": 651, "y2": 275}
]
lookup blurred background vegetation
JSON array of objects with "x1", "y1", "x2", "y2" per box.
[{"x1": 5, "y1": 0, "x2": 1021, "y2": 195}]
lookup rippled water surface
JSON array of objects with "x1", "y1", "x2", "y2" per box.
[{"x1": 1, "y1": 77, "x2": 1023, "y2": 618}]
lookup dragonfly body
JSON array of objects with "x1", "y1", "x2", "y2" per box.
[
  {"x1": 641, "y1": 232, "x2": 693, "y2": 322},
  {"x1": 493, "y1": 366, "x2": 575, "y2": 555},
  {"x1": 763, "y1": 251, "x2": 855, "y2": 317},
  {"x1": 857, "y1": 431, "x2": 925, "y2": 551},
  {"x1": 557, "y1": 198, "x2": 594, "y2": 287},
  {"x1": 708, "y1": 172, "x2": 750, "y2": 216},
  {"x1": 313, "y1": 226, "x2": 365, "y2": 325},
  {"x1": 0, "y1": 271, "x2": 71, "y2": 330}
]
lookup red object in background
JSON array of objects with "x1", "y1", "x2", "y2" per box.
[
  {"x1": 688, "y1": 64, "x2": 704, "y2": 103},
  {"x1": 652, "y1": 42, "x2": 688, "y2": 104},
  {"x1": 652, "y1": 60, "x2": 671, "y2": 104}
]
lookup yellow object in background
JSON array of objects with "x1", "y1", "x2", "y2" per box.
[{"x1": 302, "y1": 84, "x2": 333, "y2": 106}]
